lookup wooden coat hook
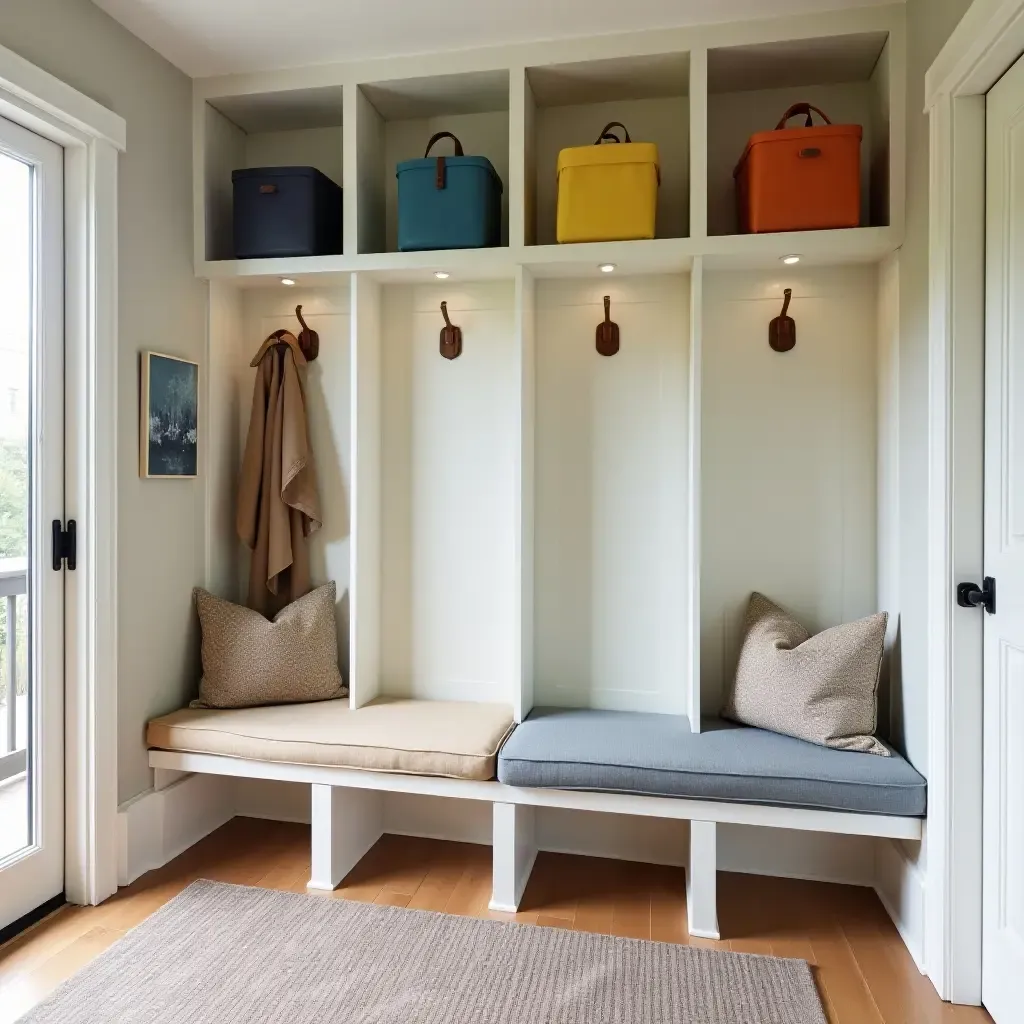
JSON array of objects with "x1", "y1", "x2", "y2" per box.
[
  {"x1": 596, "y1": 295, "x2": 620, "y2": 357},
  {"x1": 769, "y1": 288, "x2": 796, "y2": 353},
  {"x1": 295, "y1": 305, "x2": 319, "y2": 362},
  {"x1": 440, "y1": 301, "x2": 463, "y2": 360}
]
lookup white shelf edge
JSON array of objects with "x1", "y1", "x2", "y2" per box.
[{"x1": 198, "y1": 227, "x2": 901, "y2": 287}]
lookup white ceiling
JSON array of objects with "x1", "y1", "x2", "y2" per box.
[{"x1": 91, "y1": 0, "x2": 899, "y2": 79}]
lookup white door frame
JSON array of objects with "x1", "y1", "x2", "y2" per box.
[
  {"x1": 0, "y1": 43, "x2": 124, "y2": 908},
  {"x1": 925, "y1": 0, "x2": 1024, "y2": 1004}
]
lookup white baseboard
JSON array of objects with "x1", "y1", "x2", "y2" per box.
[
  {"x1": 874, "y1": 837, "x2": 926, "y2": 970},
  {"x1": 117, "y1": 772, "x2": 234, "y2": 886},
  {"x1": 720, "y1": 824, "x2": 878, "y2": 886}
]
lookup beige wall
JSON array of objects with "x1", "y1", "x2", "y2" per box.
[
  {"x1": 0, "y1": 0, "x2": 207, "y2": 803},
  {"x1": 890, "y1": 0, "x2": 973, "y2": 771}
]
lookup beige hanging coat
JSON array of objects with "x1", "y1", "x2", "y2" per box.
[{"x1": 237, "y1": 342, "x2": 322, "y2": 616}]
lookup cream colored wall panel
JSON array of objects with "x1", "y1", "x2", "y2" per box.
[
  {"x1": 243, "y1": 126, "x2": 344, "y2": 187},
  {"x1": 700, "y1": 265, "x2": 878, "y2": 711},
  {"x1": 242, "y1": 287, "x2": 353, "y2": 675},
  {"x1": 533, "y1": 96, "x2": 689, "y2": 246},
  {"x1": 206, "y1": 283, "x2": 245, "y2": 603},
  {"x1": 534, "y1": 276, "x2": 689, "y2": 713},
  {"x1": 380, "y1": 281, "x2": 518, "y2": 703}
]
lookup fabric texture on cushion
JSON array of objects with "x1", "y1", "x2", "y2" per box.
[
  {"x1": 723, "y1": 593, "x2": 889, "y2": 755},
  {"x1": 496, "y1": 708, "x2": 927, "y2": 817},
  {"x1": 148, "y1": 697, "x2": 515, "y2": 781},
  {"x1": 192, "y1": 582, "x2": 345, "y2": 709}
]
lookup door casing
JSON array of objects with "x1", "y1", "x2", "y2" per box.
[{"x1": 0, "y1": 42, "x2": 124, "y2": 909}]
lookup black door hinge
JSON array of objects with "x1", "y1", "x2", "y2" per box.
[
  {"x1": 957, "y1": 576, "x2": 995, "y2": 614},
  {"x1": 52, "y1": 519, "x2": 77, "y2": 572}
]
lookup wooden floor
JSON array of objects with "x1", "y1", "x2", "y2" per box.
[{"x1": 0, "y1": 818, "x2": 991, "y2": 1023}]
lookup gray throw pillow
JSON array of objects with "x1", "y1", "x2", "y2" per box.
[
  {"x1": 192, "y1": 581, "x2": 346, "y2": 709},
  {"x1": 723, "y1": 592, "x2": 889, "y2": 756}
]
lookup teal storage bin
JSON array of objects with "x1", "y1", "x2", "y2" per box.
[{"x1": 396, "y1": 132, "x2": 502, "y2": 251}]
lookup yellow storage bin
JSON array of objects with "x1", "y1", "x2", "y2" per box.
[{"x1": 556, "y1": 122, "x2": 660, "y2": 244}]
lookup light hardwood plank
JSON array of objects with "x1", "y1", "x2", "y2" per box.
[{"x1": 0, "y1": 820, "x2": 992, "y2": 1024}]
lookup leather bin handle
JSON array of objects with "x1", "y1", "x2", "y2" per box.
[
  {"x1": 594, "y1": 121, "x2": 632, "y2": 144},
  {"x1": 775, "y1": 103, "x2": 833, "y2": 129},
  {"x1": 424, "y1": 132, "x2": 465, "y2": 157}
]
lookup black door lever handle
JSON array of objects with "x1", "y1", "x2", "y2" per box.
[{"x1": 957, "y1": 577, "x2": 996, "y2": 614}]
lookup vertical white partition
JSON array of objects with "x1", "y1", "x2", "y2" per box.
[
  {"x1": 688, "y1": 49, "x2": 708, "y2": 243},
  {"x1": 350, "y1": 273, "x2": 382, "y2": 708},
  {"x1": 345, "y1": 88, "x2": 386, "y2": 256},
  {"x1": 509, "y1": 67, "x2": 535, "y2": 250},
  {"x1": 514, "y1": 268, "x2": 536, "y2": 722},
  {"x1": 687, "y1": 259, "x2": 704, "y2": 730}
]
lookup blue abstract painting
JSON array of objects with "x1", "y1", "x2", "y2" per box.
[{"x1": 142, "y1": 352, "x2": 198, "y2": 478}]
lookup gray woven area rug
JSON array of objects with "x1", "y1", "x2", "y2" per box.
[{"x1": 20, "y1": 880, "x2": 827, "y2": 1023}]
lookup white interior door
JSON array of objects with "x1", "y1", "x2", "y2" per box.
[
  {"x1": 0, "y1": 115, "x2": 65, "y2": 932},
  {"x1": 982, "y1": 53, "x2": 1024, "y2": 1024}
]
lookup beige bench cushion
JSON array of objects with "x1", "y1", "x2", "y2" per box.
[{"x1": 147, "y1": 697, "x2": 515, "y2": 782}]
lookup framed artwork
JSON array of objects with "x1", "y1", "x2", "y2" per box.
[{"x1": 140, "y1": 352, "x2": 199, "y2": 479}]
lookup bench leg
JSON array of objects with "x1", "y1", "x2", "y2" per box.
[
  {"x1": 308, "y1": 784, "x2": 383, "y2": 891},
  {"x1": 687, "y1": 820, "x2": 720, "y2": 940},
  {"x1": 490, "y1": 802, "x2": 537, "y2": 912}
]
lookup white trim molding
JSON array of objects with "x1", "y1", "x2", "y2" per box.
[
  {"x1": 924, "y1": 0, "x2": 1020, "y2": 1003},
  {"x1": 0, "y1": 41, "x2": 125, "y2": 908},
  {"x1": 118, "y1": 774, "x2": 235, "y2": 887},
  {"x1": 875, "y1": 838, "x2": 927, "y2": 971}
]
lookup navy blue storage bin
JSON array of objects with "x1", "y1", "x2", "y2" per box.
[
  {"x1": 396, "y1": 133, "x2": 502, "y2": 252},
  {"x1": 232, "y1": 166, "x2": 342, "y2": 259}
]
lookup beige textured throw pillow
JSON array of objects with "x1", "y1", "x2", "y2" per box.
[
  {"x1": 192, "y1": 582, "x2": 346, "y2": 709},
  {"x1": 724, "y1": 593, "x2": 889, "y2": 756}
]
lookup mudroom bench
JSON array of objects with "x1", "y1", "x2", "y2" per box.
[{"x1": 147, "y1": 699, "x2": 926, "y2": 941}]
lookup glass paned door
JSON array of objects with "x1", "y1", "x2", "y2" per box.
[{"x1": 0, "y1": 115, "x2": 64, "y2": 931}]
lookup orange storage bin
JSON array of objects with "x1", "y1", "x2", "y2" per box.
[{"x1": 734, "y1": 103, "x2": 862, "y2": 234}]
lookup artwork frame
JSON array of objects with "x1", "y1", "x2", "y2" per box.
[{"x1": 140, "y1": 351, "x2": 199, "y2": 479}]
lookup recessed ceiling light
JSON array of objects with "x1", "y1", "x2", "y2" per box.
[
  {"x1": 599, "y1": 263, "x2": 617, "y2": 273},
  {"x1": 434, "y1": 271, "x2": 450, "y2": 280},
  {"x1": 281, "y1": 278, "x2": 296, "y2": 286},
  {"x1": 781, "y1": 255, "x2": 801, "y2": 265}
]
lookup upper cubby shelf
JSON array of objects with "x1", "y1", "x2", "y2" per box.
[
  {"x1": 523, "y1": 53, "x2": 690, "y2": 246},
  {"x1": 193, "y1": 4, "x2": 905, "y2": 282},
  {"x1": 353, "y1": 70, "x2": 511, "y2": 255},
  {"x1": 201, "y1": 85, "x2": 344, "y2": 262},
  {"x1": 706, "y1": 31, "x2": 894, "y2": 237}
]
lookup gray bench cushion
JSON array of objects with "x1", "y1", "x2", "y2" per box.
[{"x1": 497, "y1": 708, "x2": 927, "y2": 817}]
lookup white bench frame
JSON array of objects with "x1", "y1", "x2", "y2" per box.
[{"x1": 150, "y1": 749, "x2": 924, "y2": 940}]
